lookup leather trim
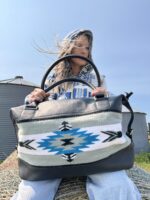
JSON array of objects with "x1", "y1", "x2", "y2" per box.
[{"x1": 18, "y1": 143, "x2": 134, "y2": 180}]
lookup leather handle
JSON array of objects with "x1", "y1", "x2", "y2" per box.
[
  {"x1": 41, "y1": 54, "x2": 101, "y2": 92},
  {"x1": 44, "y1": 77, "x2": 96, "y2": 93}
]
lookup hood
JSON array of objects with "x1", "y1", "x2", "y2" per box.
[{"x1": 63, "y1": 29, "x2": 93, "y2": 72}]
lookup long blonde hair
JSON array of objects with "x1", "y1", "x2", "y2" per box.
[{"x1": 46, "y1": 30, "x2": 93, "y2": 92}]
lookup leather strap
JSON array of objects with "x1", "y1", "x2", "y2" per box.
[
  {"x1": 44, "y1": 77, "x2": 96, "y2": 93},
  {"x1": 41, "y1": 54, "x2": 101, "y2": 91},
  {"x1": 122, "y1": 93, "x2": 134, "y2": 138}
]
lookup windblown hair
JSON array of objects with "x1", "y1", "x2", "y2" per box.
[{"x1": 47, "y1": 31, "x2": 93, "y2": 93}]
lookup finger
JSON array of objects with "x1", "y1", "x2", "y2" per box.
[
  {"x1": 33, "y1": 89, "x2": 47, "y2": 98},
  {"x1": 32, "y1": 96, "x2": 44, "y2": 102},
  {"x1": 46, "y1": 93, "x2": 50, "y2": 97},
  {"x1": 91, "y1": 87, "x2": 106, "y2": 96}
]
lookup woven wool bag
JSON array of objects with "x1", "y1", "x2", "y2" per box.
[{"x1": 10, "y1": 55, "x2": 134, "y2": 180}]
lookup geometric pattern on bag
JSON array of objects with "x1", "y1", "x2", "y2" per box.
[
  {"x1": 10, "y1": 55, "x2": 134, "y2": 180},
  {"x1": 18, "y1": 121, "x2": 130, "y2": 165}
]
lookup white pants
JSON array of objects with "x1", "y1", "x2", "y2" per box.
[{"x1": 10, "y1": 170, "x2": 141, "y2": 200}]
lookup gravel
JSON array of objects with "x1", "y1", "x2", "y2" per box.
[{"x1": 0, "y1": 151, "x2": 150, "y2": 200}]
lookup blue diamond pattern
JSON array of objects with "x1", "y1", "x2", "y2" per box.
[{"x1": 38, "y1": 128, "x2": 99, "y2": 154}]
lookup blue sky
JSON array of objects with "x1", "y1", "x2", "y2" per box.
[{"x1": 0, "y1": 0, "x2": 150, "y2": 121}]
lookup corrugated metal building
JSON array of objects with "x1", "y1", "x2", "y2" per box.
[
  {"x1": 122, "y1": 107, "x2": 149, "y2": 153},
  {"x1": 0, "y1": 77, "x2": 149, "y2": 160},
  {"x1": 0, "y1": 76, "x2": 39, "y2": 160}
]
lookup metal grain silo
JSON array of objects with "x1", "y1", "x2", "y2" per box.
[
  {"x1": 122, "y1": 106, "x2": 149, "y2": 153},
  {"x1": 0, "y1": 76, "x2": 39, "y2": 160}
]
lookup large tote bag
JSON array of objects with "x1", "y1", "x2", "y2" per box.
[{"x1": 10, "y1": 54, "x2": 134, "y2": 181}]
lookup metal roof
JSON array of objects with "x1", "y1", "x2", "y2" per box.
[{"x1": 0, "y1": 76, "x2": 39, "y2": 87}]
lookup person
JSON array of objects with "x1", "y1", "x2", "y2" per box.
[{"x1": 11, "y1": 29, "x2": 141, "y2": 200}]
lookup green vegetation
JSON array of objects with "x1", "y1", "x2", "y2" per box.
[{"x1": 135, "y1": 152, "x2": 150, "y2": 173}]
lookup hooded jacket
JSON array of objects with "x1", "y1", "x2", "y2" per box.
[{"x1": 25, "y1": 29, "x2": 106, "y2": 103}]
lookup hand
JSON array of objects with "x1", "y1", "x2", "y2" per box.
[
  {"x1": 27, "y1": 88, "x2": 50, "y2": 103},
  {"x1": 91, "y1": 87, "x2": 108, "y2": 97}
]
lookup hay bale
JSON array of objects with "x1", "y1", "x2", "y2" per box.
[{"x1": 0, "y1": 151, "x2": 150, "y2": 200}]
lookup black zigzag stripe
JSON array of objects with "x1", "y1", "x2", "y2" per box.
[
  {"x1": 19, "y1": 140, "x2": 36, "y2": 150},
  {"x1": 61, "y1": 153, "x2": 77, "y2": 162},
  {"x1": 102, "y1": 131, "x2": 122, "y2": 143}
]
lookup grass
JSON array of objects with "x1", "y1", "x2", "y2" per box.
[{"x1": 135, "y1": 152, "x2": 150, "y2": 173}]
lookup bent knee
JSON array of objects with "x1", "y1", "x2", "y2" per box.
[{"x1": 88, "y1": 170, "x2": 131, "y2": 188}]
